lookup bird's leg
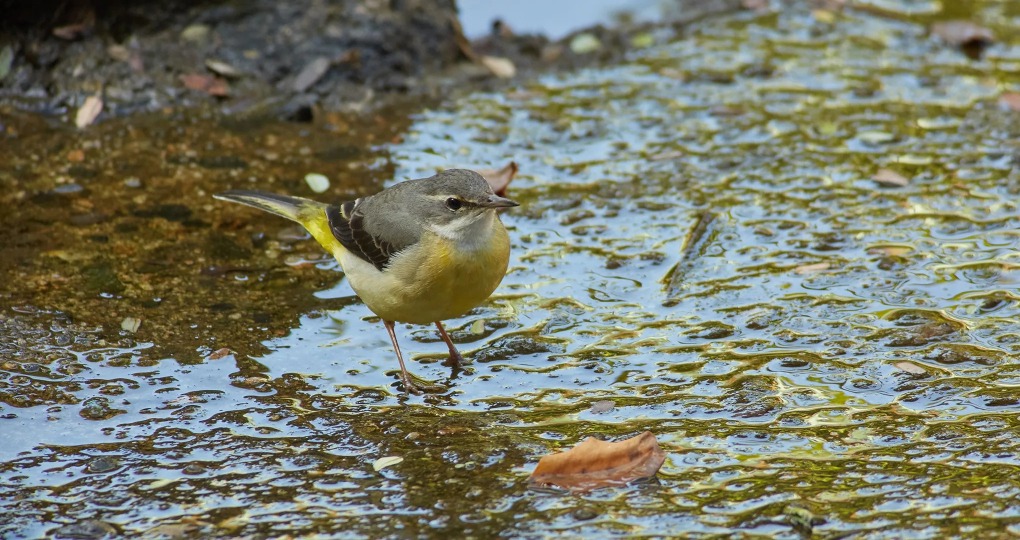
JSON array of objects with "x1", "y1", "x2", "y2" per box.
[
  {"x1": 383, "y1": 320, "x2": 423, "y2": 394},
  {"x1": 434, "y1": 321, "x2": 465, "y2": 369}
]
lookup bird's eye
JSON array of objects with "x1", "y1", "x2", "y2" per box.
[{"x1": 445, "y1": 197, "x2": 463, "y2": 211}]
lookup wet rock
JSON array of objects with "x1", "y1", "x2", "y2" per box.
[
  {"x1": 51, "y1": 519, "x2": 117, "y2": 539},
  {"x1": 205, "y1": 231, "x2": 251, "y2": 259},
  {"x1": 52, "y1": 183, "x2": 85, "y2": 195},
  {"x1": 182, "y1": 463, "x2": 207, "y2": 475},
  {"x1": 683, "y1": 323, "x2": 735, "y2": 340},
  {"x1": 82, "y1": 261, "x2": 125, "y2": 295},
  {"x1": 180, "y1": 24, "x2": 211, "y2": 43},
  {"x1": 133, "y1": 204, "x2": 192, "y2": 222},
  {"x1": 120, "y1": 317, "x2": 141, "y2": 333},
  {"x1": 472, "y1": 335, "x2": 555, "y2": 363},
  {"x1": 886, "y1": 322, "x2": 958, "y2": 347},
  {"x1": 293, "y1": 56, "x2": 332, "y2": 93},
  {"x1": 1, "y1": 0, "x2": 465, "y2": 117},
  {"x1": 79, "y1": 397, "x2": 125, "y2": 420},
  {"x1": 784, "y1": 504, "x2": 824, "y2": 534},
  {"x1": 195, "y1": 155, "x2": 248, "y2": 169},
  {"x1": 590, "y1": 400, "x2": 615, "y2": 414},
  {"x1": 86, "y1": 456, "x2": 120, "y2": 474}
]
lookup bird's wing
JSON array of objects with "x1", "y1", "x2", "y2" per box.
[{"x1": 325, "y1": 199, "x2": 402, "y2": 272}]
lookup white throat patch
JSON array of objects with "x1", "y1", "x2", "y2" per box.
[{"x1": 428, "y1": 210, "x2": 493, "y2": 246}]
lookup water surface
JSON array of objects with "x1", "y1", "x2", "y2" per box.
[{"x1": 3, "y1": 1, "x2": 1020, "y2": 537}]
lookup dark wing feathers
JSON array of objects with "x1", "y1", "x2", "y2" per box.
[{"x1": 326, "y1": 199, "x2": 399, "y2": 271}]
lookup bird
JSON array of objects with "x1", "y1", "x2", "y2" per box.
[{"x1": 214, "y1": 169, "x2": 519, "y2": 394}]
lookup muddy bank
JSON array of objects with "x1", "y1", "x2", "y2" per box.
[
  {"x1": 0, "y1": 0, "x2": 744, "y2": 120},
  {"x1": 1, "y1": 0, "x2": 464, "y2": 118}
]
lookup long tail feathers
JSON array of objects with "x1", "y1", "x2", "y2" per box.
[
  {"x1": 214, "y1": 190, "x2": 320, "y2": 222},
  {"x1": 215, "y1": 190, "x2": 342, "y2": 255}
]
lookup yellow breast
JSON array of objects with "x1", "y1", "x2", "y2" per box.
[{"x1": 338, "y1": 212, "x2": 511, "y2": 325}]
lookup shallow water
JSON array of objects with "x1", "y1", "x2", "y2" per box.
[{"x1": 4, "y1": 1, "x2": 1020, "y2": 538}]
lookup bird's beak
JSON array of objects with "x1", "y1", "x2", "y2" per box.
[{"x1": 478, "y1": 195, "x2": 519, "y2": 208}]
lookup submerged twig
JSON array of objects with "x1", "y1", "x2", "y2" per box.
[{"x1": 663, "y1": 211, "x2": 719, "y2": 301}]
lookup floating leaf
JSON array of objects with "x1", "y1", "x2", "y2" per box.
[
  {"x1": 528, "y1": 431, "x2": 666, "y2": 491},
  {"x1": 74, "y1": 95, "x2": 103, "y2": 128},
  {"x1": 480, "y1": 56, "x2": 516, "y2": 79},
  {"x1": 372, "y1": 456, "x2": 403, "y2": 472},
  {"x1": 872, "y1": 168, "x2": 909, "y2": 187},
  {"x1": 475, "y1": 161, "x2": 518, "y2": 197},
  {"x1": 304, "y1": 173, "x2": 330, "y2": 193}
]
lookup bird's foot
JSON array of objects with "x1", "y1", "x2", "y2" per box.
[
  {"x1": 442, "y1": 350, "x2": 465, "y2": 369},
  {"x1": 400, "y1": 374, "x2": 446, "y2": 395}
]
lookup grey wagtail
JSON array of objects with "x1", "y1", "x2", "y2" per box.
[{"x1": 214, "y1": 169, "x2": 519, "y2": 394}]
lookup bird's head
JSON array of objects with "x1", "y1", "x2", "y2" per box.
[{"x1": 410, "y1": 169, "x2": 519, "y2": 235}]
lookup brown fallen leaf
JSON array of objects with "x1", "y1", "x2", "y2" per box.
[
  {"x1": 74, "y1": 95, "x2": 103, "y2": 128},
  {"x1": 475, "y1": 161, "x2": 518, "y2": 198},
  {"x1": 872, "y1": 168, "x2": 909, "y2": 187},
  {"x1": 207, "y1": 348, "x2": 233, "y2": 360},
  {"x1": 528, "y1": 431, "x2": 666, "y2": 491},
  {"x1": 180, "y1": 73, "x2": 229, "y2": 97}
]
